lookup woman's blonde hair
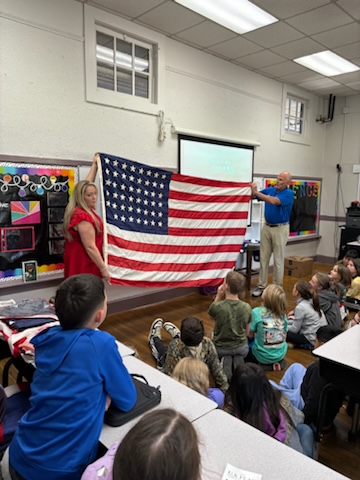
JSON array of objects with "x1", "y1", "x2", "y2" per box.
[
  {"x1": 172, "y1": 357, "x2": 209, "y2": 397},
  {"x1": 262, "y1": 284, "x2": 287, "y2": 320},
  {"x1": 63, "y1": 180, "x2": 101, "y2": 241}
]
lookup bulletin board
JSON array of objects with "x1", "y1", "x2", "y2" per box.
[
  {"x1": 264, "y1": 177, "x2": 321, "y2": 238},
  {"x1": 0, "y1": 162, "x2": 78, "y2": 285}
]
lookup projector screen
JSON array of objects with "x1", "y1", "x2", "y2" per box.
[{"x1": 178, "y1": 135, "x2": 254, "y2": 183}]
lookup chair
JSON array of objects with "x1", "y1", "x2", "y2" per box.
[{"x1": 2, "y1": 357, "x2": 34, "y2": 388}]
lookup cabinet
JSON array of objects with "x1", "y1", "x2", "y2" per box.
[{"x1": 338, "y1": 226, "x2": 360, "y2": 260}]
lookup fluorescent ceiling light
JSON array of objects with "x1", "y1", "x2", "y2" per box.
[
  {"x1": 294, "y1": 51, "x2": 360, "y2": 77},
  {"x1": 174, "y1": 0, "x2": 278, "y2": 34}
]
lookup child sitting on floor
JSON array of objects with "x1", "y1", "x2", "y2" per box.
[
  {"x1": 247, "y1": 284, "x2": 288, "y2": 371},
  {"x1": 208, "y1": 271, "x2": 251, "y2": 380},
  {"x1": 148, "y1": 317, "x2": 228, "y2": 393},
  {"x1": 329, "y1": 263, "x2": 352, "y2": 320},
  {"x1": 9, "y1": 274, "x2": 136, "y2": 480},
  {"x1": 287, "y1": 280, "x2": 327, "y2": 349},
  {"x1": 224, "y1": 363, "x2": 314, "y2": 457},
  {"x1": 346, "y1": 257, "x2": 360, "y2": 303},
  {"x1": 270, "y1": 326, "x2": 344, "y2": 430},
  {"x1": 172, "y1": 357, "x2": 224, "y2": 408},
  {"x1": 309, "y1": 272, "x2": 342, "y2": 328}
]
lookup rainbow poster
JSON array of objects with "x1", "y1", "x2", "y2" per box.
[{"x1": 0, "y1": 162, "x2": 78, "y2": 282}]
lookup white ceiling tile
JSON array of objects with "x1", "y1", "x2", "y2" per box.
[
  {"x1": 333, "y1": 42, "x2": 360, "y2": 60},
  {"x1": 90, "y1": 0, "x2": 165, "y2": 18},
  {"x1": 174, "y1": 21, "x2": 236, "y2": 48},
  {"x1": 280, "y1": 70, "x2": 326, "y2": 84},
  {"x1": 312, "y1": 22, "x2": 360, "y2": 49},
  {"x1": 249, "y1": 0, "x2": 331, "y2": 20},
  {"x1": 234, "y1": 50, "x2": 285, "y2": 69},
  {"x1": 314, "y1": 84, "x2": 358, "y2": 96},
  {"x1": 242, "y1": 21, "x2": 304, "y2": 48},
  {"x1": 207, "y1": 36, "x2": 263, "y2": 59},
  {"x1": 258, "y1": 61, "x2": 306, "y2": 77},
  {"x1": 271, "y1": 38, "x2": 325, "y2": 60},
  {"x1": 337, "y1": 0, "x2": 360, "y2": 20},
  {"x1": 298, "y1": 77, "x2": 340, "y2": 89},
  {"x1": 137, "y1": 1, "x2": 204, "y2": 35},
  {"x1": 286, "y1": 3, "x2": 354, "y2": 36},
  {"x1": 332, "y1": 70, "x2": 360, "y2": 83}
]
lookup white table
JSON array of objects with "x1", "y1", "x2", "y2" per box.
[
  {"x1": 100, "y1": 355, "x2": 217, "y2": 448},
  {"x1": 194, "y1": 409, "x2": 349, "y2": 480},
  {"x1": 117, "y1": 341, "x2": 135, "y2": 358},
  {"x1": 313, "y1": 326, "x2": 360, "y2": 441}
]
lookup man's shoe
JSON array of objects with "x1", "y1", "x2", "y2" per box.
[
  {"x1": 252, "y1": 288, "x2": 264, "y2": 297},
  {"x1": 148, "y1": 318, "x2": 163, "y2": 342},
  {"x1": 163, "y1": 322, "x2": 180, "y2": 339}
]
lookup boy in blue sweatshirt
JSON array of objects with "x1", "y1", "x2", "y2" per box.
[{"x1": 9, "y1": 274, "x2": 136, "y2": 480}]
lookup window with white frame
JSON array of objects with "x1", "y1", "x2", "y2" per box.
[
  {"x1": 285, "y1": 96, "x2": 304, "y2": 134},
  {"x1": 280, "y1": 87, "x2": 311, "y2": 146},
  {"x1": 85, "y1": 5, "x2": 165, "y2": 115}
]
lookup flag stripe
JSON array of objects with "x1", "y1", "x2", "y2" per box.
[
  {"x1": 168, "y1": 227, "x2": 246, "y2": 237},
  {"x1": 172, "y1": 173, "x2": 250, "y2": 189},
  {"x1": 168, "y1": 209, "x2": 248, "y2": 220},
  {"x1": 107, "y1": 244, "x2": 238, "y2": 264},
  {"x1": 169, "y1": 190, "x2": 250, "y2": 203},
  {"x1": 107, "y1": 234, "x2": 241, "y2": 254},
  {"x1": 108, "y1": 254, "x2": 235, "y2": 272}
]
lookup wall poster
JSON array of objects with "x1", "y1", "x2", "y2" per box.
[
  {"x1": 0, "y1": 162, "x2": 78, "y2": 284},
  {"x1": 265, "y1": 178, "x2": 321, "y2": 238}
]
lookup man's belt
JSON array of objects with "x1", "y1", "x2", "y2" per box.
[{"x1": 265, "y1": 222, "x2": 289, "y2": 227}]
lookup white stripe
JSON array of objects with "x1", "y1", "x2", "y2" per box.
[
  {"x1": 171, "y1": 180, "x2": 251, "y2": 197},
  {"x1": 107, "y1": 243, "x2": 239, "y2": 264},
  {"x1": 168, "y1": 217, "x2": 246, "y2": 229},
  {"x1": 109, "y1": 266, "x2": 231, "y2": 282},
  {"x1": 169, "y1": 198, "x2": 250, "y2": 212},
  {"x1": 107, "y1": 224, "x2": 245, "y2": 246}
]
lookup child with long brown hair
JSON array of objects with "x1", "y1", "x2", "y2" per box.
[
  {"x1": 287, "y1": 280, "x2": 327, "y2": 348},
  {"x1": 309, "y1": 272, "x2": 342, "y2": 328}
]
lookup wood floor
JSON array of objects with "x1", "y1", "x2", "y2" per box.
[{"x1": 99, "y1": 263, "x2": 360, "y2": 480}]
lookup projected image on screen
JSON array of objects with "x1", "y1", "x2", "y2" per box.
[{"x1": 179, "y1": 135, "x2": 253, "y2": 183}]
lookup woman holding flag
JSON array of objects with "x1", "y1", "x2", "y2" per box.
[{"x1": 63, "y1": 153, "x2": 109, "y2": 281}]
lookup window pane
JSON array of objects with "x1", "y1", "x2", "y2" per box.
[
  {"x1": 135, "y1": 74, "x2": 149, "y2": 98},
  {"x1": 290, "y1": 99, "x2": 297, "y2": 116},
  {"x1": 135, "y1": 45, "x2": 149, "y2": 73},
  {"x1": 116, "y1": 39, "x2": 133, "y2": 69},
  {"x1": 285, "y1": 97, "x2": 290, "y2": 115},
  {"x1": 96, "y1": 32, "x2": 114, "y2": 63},
  {"x1": 97, "y1": 62, "x2": 114, "y2": 90},
  {"x1": 284, "y1": 116, "x2": 289, "y2": 130},
  {"x1": 116, "y1": 67, "x2": 132, "y2": 95}
]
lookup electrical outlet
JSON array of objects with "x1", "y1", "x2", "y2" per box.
[{"x1": 353, "y1": 165, "x2": 360, "y2": 174}]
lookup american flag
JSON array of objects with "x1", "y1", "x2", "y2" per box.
[{"x1": 98, "y1": 153, "x2": 251, "y2": 287}]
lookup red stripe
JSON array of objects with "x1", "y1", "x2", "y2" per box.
[
  {"x1": 108, "y1": 234, "x2": 241, "y2": 254},
  {"x1": 168, "y1": 227, "x2": 246, "y2": 236},
  {"x1": 172, "y1": 173, "x2": 251, "y2": 189},
  {"x1": 170, "y1": 190, "x2": 251, "y2": 203},
  {"x1": 110, "y1": 277, "x2": 225, "y2": 288},
  {"x1": 108, "y1": 255, "x2": 235, "y2": 272},
  {"x1": 168, "y1": 209, "x2": 248, "y2": 220}
]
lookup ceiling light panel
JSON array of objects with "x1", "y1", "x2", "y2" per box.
[
  {"x1": 294, "y1": 50, "x2": 360, "y2": 76},
  {"x1": 174, "y1": 0, "x2": 278, "y2": 34}
]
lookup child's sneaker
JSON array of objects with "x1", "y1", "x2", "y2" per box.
[
  {"x1": 273, "y1": 362, "x2": 281, "y2": 371},
  {"x1": 148, "y1": 318, "x2": 163, "y2": 341},
  {"x1": 163, "y1": 322, "x2": 180, "y2": 339}
]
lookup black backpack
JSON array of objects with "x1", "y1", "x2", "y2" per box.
[{"x1": 104, "y1": 374, "x2": 161, "y2": 427}]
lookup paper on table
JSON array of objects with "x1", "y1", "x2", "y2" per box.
[{"x1": 221, "y1": 463, "x2": 262, "y2": 480}]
